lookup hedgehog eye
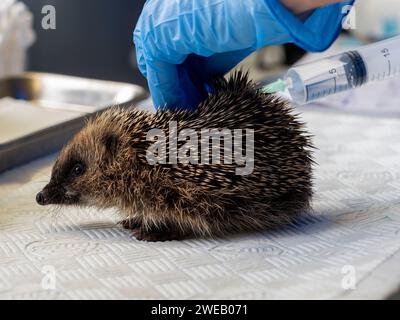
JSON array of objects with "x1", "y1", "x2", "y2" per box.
[{"x1": 71, "y1": 163, "x2": 85, "y2": 177}]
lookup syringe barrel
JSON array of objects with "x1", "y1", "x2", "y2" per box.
[
  {"x1": 357, "y1": 35, "x2": 400, "y2": 81},
  {"x1": 285, "y1": 35, "x2": 400, "y2": 104}
]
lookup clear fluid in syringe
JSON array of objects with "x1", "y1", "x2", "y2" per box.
[{"x1": 263, "y1": 34, "x2": 400, "y2": 104}]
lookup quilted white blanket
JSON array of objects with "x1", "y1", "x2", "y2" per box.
[{"x1": 1, "y1": 80, "x2": 400, "y2": 299}]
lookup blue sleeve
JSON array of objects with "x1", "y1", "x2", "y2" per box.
[{"x1": 265, "y1": 0, "x2": 355, "y2": 52}]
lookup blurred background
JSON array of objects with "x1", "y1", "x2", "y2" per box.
[
  {"x1": 4, "y1": 0, "x2": 400, "y2": 89},
  {"x1": 20, "y1": 0, "x2": 147, "y2": 87}
]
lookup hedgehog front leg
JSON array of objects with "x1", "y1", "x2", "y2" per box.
[
  {"x1": 119, "y1": 218, "x2": 179, "y2": 241},
  {"x1": 131, "y1": 225, "x2": 184, "y2": 242}
]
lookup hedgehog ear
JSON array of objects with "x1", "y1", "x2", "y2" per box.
[{"x1": 102, "y1": 133, "x2": 118, "y2": 157}]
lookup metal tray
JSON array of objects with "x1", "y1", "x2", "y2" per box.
[{"x1": 0, "y1": 72, "x2": 148, "y2": 173}]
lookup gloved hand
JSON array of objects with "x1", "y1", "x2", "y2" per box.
[{"x1": 134, "y1": 0, "x2": 354, "y2": 110}]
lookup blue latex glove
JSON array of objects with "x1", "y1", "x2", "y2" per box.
[{"x1": 134, "y1": 0, "x2": 354, "y2": 110}]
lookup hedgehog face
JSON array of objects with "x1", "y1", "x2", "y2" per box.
[
  {"x1": 36, "y1": 154, "x2": 86, "y2": 206},
  {"x1": 36, "y1": 128, "x2": 121, "y2": 207}
]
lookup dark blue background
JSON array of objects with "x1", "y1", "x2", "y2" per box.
[{"x1": 21, "y1": 0, "x2": 146, "y2": 86}]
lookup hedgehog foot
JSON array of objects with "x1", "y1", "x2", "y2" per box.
[{"x1": 131, "y1": 227, "x2": 182, "y2": 242}]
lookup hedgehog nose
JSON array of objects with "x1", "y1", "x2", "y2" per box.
[{"x1": 36, "y1": 191, "x2": 47, "y2": 205}]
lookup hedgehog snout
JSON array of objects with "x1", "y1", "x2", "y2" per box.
[
  {"x1": 36, "y1": 184, "x2": 56, "y2": 206},
  {"x1": 36, "y1": 191, "x2": 47, "y2": 205},
  {"x1": 36, "y1": 183, "x2": 71, "y2": 206}
]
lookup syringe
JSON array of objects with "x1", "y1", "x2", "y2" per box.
[{"x1": 262, "y1": 35, "x2": 400, "y2": 104}]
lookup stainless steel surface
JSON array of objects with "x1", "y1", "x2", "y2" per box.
[{"x1": 0, "y1": 72, "x2": 148, "y2": 173}]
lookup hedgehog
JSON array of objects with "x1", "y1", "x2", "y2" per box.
[{"x1": 36, "y1": 72, "x2": 313, "y2": 241}]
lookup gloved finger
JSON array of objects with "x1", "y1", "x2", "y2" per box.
[
  {"x1": 133, "y1": 27, "x2": 147, "y2": 78},
  {"x1": 146, "y1": 59, "x2": 205, "y2": 110},
  {"x1": 134, "y1": 25, "x2": 202, "y2": 109},
  {"x1": 147, "y1": 48, "x2": 256, "y2": 110},
  {"x1": 177, "y1": 48, "x2": 255, "y2": 100},
  {"x1": 200, "y1": 48, "x2": 256, "y2": 78}
]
